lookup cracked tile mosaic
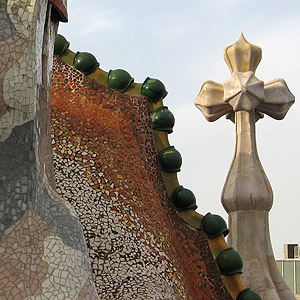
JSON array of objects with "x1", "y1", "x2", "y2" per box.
[
  {"x1": 51, "y1": 56, "x2": 231, "y2": 300},
  {"x1": 0, "y1": 0, "x2": 17, "y2": 40},
  {"x1": 0, "y1": 0, "x2": 234, "y2": 299},
  {"x1": 0, "y1": 1, "x2": 98, "y2": 299}
]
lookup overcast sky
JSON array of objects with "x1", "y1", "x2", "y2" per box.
[{"x1": 58, "y1": 0, "x2": 300, "y2": 259}]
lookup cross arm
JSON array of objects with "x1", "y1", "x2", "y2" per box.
[
  {"x1": 257, "y1": 78, "x2": 295, "y2": 120},
  {"x1": 195, "y1": 80, "x2": 232, "y2": 122}
]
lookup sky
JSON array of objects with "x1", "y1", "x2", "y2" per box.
[{"x1": 58, "y1": 0, "x2": 300, "y2": 259}]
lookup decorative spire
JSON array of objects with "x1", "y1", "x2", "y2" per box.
[
  {"x1": 223, "y1": 33, "x2": 262, "y2": 73},
  {"x1": 195, "y1": 34, "x2": 296, "y2": 299},
  {"x1": 196, "y1": 35, "x2": 294, "y2": 122}
]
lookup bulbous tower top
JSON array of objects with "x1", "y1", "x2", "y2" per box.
[{"x1": 223, "y1": 33, "x2": 262, "y2": 73}]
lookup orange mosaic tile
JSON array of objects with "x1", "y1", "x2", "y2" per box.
[{"x1": 51, "y1": 56, "x2": 231, "y2": 300}]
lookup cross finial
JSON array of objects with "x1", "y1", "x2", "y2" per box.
[
  {"x1": 195, "y1": 35, "x2": 294, "y2": 123},
  {"x1": 194, "y1": 35, "x2": 296, "y2": 299},
  {"x1": 224, "y1": 33, "x2": 262, "y2": 73}
]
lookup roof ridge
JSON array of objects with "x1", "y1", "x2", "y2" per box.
[{"x1": 53, "y1": 33, "x2": 262, "y2": 300}]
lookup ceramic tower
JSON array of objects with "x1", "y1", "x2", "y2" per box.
[{"x1": 195, "y1": 34, "x2": 295, "y2": 300}]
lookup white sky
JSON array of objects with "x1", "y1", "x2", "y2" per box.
[{"x1": 59, "y1": 0, "x2": 300, "y2": 259}]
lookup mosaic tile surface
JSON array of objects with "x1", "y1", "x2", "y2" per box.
[
  {"x1": 0, "y1": 1, "x2": 98, "y2": 299},
  {"x1": 0, "y1": 0, "x2": 233, "y2": 298},
  {"x1": 51, "y1": 56, "x2": 231, "y2": 300}
]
